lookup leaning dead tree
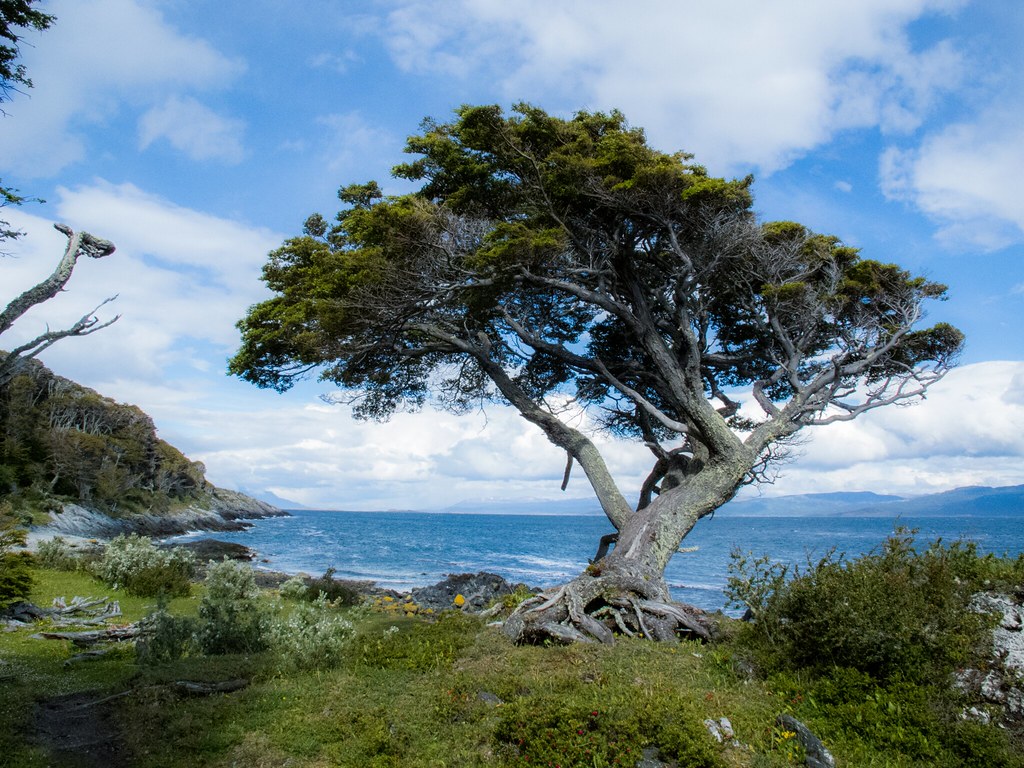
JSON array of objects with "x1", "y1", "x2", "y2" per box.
[
  {"x1": 0, "y1": 223, "x2": 117, "y2": 388},
  {"x1": 231, "y1": 104, "x2": 963, "y2": 644}
]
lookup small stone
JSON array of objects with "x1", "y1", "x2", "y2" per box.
[
  {"x1": 776, "y1": 714, "x2": 836, "y2": 768},
  {"x1": 477, "y1": 691, "x2": 502, "y2": 707}
]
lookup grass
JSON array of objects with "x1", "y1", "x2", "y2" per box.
[{"x1": 2, "y1": 560, "x2": 1021, "y2": 767}]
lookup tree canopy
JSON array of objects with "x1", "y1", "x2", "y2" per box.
[{"x1": 232, "y1": 104, "x2": 963, "y2": 643}]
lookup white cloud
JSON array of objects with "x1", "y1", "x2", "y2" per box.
[
  {"x1": 880, "y1": 105, "x2": 1024, "y2": 249},
  {"x1": 1, "y1": 182, "x2": 280, "y2": 384},
  {"x1": 138, "y1": 96, "x2": 245, "y2": 163},
  {"x1": 3, "y1": 0, "x2": 244, "y2": 176},
  {"x1": 315, "y1": 112, "x2": 400, "y2": 177},
  {"x1": 380, "y1": 0, "x2": 965, "y2": 173},
  {"x1": 771, "y1": 361, "x2": 1024, "y2": 495}
]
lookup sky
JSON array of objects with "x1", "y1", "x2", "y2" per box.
[{"x1": 1, "y1": 0, "x2": 1023, "y2": 511}]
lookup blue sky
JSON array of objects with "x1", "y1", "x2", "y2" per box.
[{"x1": 2, "y1": 0, "x2": 1023, "y2": 510}]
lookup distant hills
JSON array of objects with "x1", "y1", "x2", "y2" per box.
[{"x1": 424, "y1": 485, "x2": 1024, "y2": 518}]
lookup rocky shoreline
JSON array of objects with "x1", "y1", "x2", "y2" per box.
[{"x1": 27, "y1": 488, "x2": 287, "y2": 543}]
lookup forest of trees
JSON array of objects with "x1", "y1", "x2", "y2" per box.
[{"x1": 0, "y1": 358, "x2": 208, "y2": 516}]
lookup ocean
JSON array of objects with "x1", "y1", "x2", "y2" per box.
[{"x1": 172, "y1": 510, "x2": 1024, "y2": 614}]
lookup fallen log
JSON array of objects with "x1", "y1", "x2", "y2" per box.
[
  {"x1": 171, "y1": 679, "x2": 250, "y2": 696},
  {"x1": 35, "y1": 624, "x2": 143, "y2": 647}
]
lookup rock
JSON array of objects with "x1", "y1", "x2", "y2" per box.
[
  {"x1": 704, "y1": 716, "x2": 740, "y2": 748},
  {"x1": 161, "y1": 539, "x2": 255, "y2": 562},
  {"x1": 776, "y1": 714, "x2": 835, "y2": 768},
  {"x1": 477, "y1": 691, "x2": 503, "y2": 707},
  {"x1": 636, "y1": 746, "x2": 668, "y2": 768},
  {"x1": 961, "y1": 706, "x2": 992, "y2": 725},
  {"x1": 30, "y1": 489, "x2": 287, "y2": 541},
  {"x1": 410, "y1": 572, "x2": 519, "y2": 613}
]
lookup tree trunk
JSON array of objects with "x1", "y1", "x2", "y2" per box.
[{"x1": 502, "y1": 461, "x2": 744, "y2": 645}]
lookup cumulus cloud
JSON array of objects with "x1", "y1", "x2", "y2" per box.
[
  {"x1": 138, "y1": 96, "x2": 246, "y2": 163},
  {"x1": 880, "y1": 104, "x2": 1024, "y2": 249},
  {"x1": 1, "y1": 182, "x2": 280, "y2": 384},
  {"x1": 773, "y1": 361, "x2": 1024, "y2": 495},
  {"x1": 4, "y1": 0, "x2": 244, "y2": 176},
  {"x1": 379, "y1": 0, "x2": 965, "y2": 173}
]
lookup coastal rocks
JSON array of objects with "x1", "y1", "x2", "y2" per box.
[
  {"x1": 161, "y1": 539, "x2": 255, "y2": 563},
  {"x1": 31, "y1": 488, "x2": 287, "y2": 540},
  {"x1": 410, "y1": 572, "x2": 521, "y2": 613},
  {"x1": 957, "y1": 591, "x2": 1024, "y2": 721}
]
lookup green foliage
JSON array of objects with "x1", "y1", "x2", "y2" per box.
[
  {"x1": 728, "y1": 531, "x2": 1024, "y2": 767},
  {"x1": 278, "y1": 574, "x2": 308, "y2": 600},
  {"x1": 728, "y1": 530, "x2": 992, "y2": 683},
  {"x1": 194, "y1": 558, "x2": 269, "y2": 655},
  {"x1": 353, "y1": 611, "x2": 478, "y2": 671},
  {"x1": 232, "y1": 103, "x2": 961, "y2": 446},
  {"x1": 34, "y1": 535, "x2": 80, "y2": 571},
  {"x1": 0, "y1": 499, "x2": 31, "y2": 607},
  {"x1": 494, "y1": 692, "x2": 721, "y2": 768},
  {"x1": 268, "y1": 593, "x2": 355, "y2": 671},
  {"x1": 92, "y1": 534, "x2": 195, "y2": 598},
  {"x1": 137, "y1": 602, "x2": 196, "y2": 664},
  {"x1": 302, "y1": 566, "x2": 364, "y2": 606}
]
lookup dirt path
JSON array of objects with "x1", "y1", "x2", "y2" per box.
[{"x1": 32, "y1": 690, "x2": 133, "y2": 767}]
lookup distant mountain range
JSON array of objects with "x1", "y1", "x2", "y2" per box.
[{"x1": 422, "y1": 484, "x2": 1024, "y2": 518}]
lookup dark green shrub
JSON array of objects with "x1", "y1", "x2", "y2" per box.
[
  {"x1": 729, "y1": 531, "x2": 1024, "y2": 767},
  {"x1": 494, "y1": 692, "x2": 721, "y2": 768},
  {"x1": 728, "y1": 530, "x2": 989, "y2": 683},
  {"x1": 305, "y1": 567, "x2": 363, "y2": 606},
  {"x1": 137, "y1": 604, "x2": 197, "y2": 664},
  {"x1": 0, "y1": 505, "x2": 32, "y2": 608}
]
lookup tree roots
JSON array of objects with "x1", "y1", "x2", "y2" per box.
[{"x1": 501, "y1": 571, "x2": 715, "y2": 645}]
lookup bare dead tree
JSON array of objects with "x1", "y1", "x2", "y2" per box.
[{"x1": 0, "y1": 223, "x2": 117, "y2": 388}]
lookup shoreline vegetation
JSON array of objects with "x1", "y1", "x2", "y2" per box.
[{"x1": 2, "y1": 523, "x2": 1023, "y2": 766}]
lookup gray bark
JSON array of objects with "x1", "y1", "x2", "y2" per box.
[{"x1": 0, "y1": 223, "x2": 116, "y2": 387}]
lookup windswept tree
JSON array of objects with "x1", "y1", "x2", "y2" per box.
[
  {"x1": 0, "y1": 224, "x2": 117, "y2": 388},
  {"x1": 231, "y1": 105, "x2": 963, "y2": 644}
]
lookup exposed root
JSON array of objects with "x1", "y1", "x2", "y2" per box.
[{"x1": 502, "y1": 570, "x2": 715, "y2": 645}]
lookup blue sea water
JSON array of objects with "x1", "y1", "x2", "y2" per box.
[{"x1": 172, "y1": 510, "x2": 1024, "y2": 614}]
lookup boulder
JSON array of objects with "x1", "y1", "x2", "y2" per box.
[{"x1": 410, "y1": 572, "x2": 520, "y2": 613}]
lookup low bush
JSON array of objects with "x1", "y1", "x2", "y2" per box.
[
  {"x1": 269, "y1": 593, "x2": 355, "y2": 670},
  {"x1": 35, "y1": 536, "x2": 81, "y2": 571},
  {"x1": 728, "y1": 530, "x2": 1024, "y2": 767},
  {"x1": 137, "y1": 603, "x2": 196, "y2": 664},
  {"x1": 0, "y1": 503, "x2": 32, "y2": 608},
  {"x1": 494, "y1": 692, "x2": 721, "y2": 768},
  {"x1": 92, "y1": 534, "x2": 195, "y2": 598},
  {"x1": 727, "y1": 530, "x2": 991, "y2": 684},
  {"x1": 353, "y1": 611, "x2": 478, "y2": 671},
  {"x1": 194, "y1": 558, "x2": 269, "y2": 655},
  {"x1": 278, "y1": 574, "x2": 309, "y2": 600}
]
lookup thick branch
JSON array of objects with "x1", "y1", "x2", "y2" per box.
[{"x1": 0, "y1": 223, "x2": 115, "y2": 335}]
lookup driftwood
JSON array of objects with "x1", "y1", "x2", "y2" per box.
[
  {"x1": 36, "y1": 624, "x2": 143, "y2": 647},
  {"x1": 171, "y1": 679, "x2": 250, "y2": 696},
  {"x1": 64, "y1": 648, "x2": 115, "y2": 666}
]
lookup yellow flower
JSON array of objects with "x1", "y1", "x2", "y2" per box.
[{"x1": 453, "y1": 594, "x2": 466, "y2": 607}]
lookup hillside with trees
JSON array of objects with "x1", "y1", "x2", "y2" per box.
[{"x1": 0, "y1": 357, "x2": 272, "y2": 525}]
